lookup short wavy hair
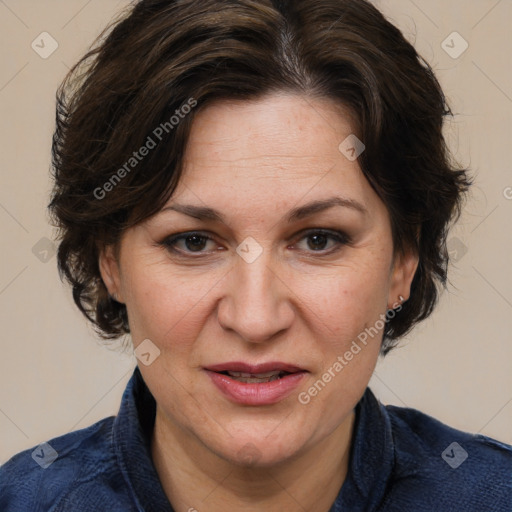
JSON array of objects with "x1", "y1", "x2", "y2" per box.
[{"x1": 49, "y1": 0, "x2": 470, "y2": 354}]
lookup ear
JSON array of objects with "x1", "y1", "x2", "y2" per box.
[
  {"x1": 387, "y1": 248, "x2": 419, "y2": 309},
  {"x1": 98, "y1": 245, "x2": 124, "y2": 303}
]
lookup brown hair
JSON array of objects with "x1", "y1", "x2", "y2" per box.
[{"x1": 49, "y1": 0, "x2": 470, "y2": 353}]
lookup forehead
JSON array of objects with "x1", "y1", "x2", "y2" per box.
[
  {"x1": 183, "y1": 93, "x2": 355, "y2": 167},
  {"x1": 176, "y1": 93, "x2": 374, "y2": 204}
]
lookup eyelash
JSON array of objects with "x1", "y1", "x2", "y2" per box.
[{"x1": 160, "y1": 229, "x2": 351, "y2": 257}]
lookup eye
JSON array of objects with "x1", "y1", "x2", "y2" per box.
[
  {"x1": 292, "y1": 229, "x2": 350, "y2": 254},
  {"x1": 161, "y1": 231, "x2": 219, "y2": 255},
  {"x1": 161, "y1": 229, "x2": 350, "y2": 258}
]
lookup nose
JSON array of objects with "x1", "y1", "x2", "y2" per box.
[{"x1": 216, "y1": 249, "x2": 295, "y2": 343}]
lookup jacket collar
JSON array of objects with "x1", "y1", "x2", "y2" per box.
[
  {"x1": 331, "y1": 388, "x2": 395, "y2": 511},
  {"x1": 113, "y1": 367, "x2": 172, "y2": 512}
]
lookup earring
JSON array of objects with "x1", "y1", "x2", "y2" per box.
[{"x1": 387, "y1": 295, "x2": 405, "y2": 312}]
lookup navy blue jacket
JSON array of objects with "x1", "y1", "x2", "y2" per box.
[{"x1": 1, "y1": 368, "x2": 511, "y2": 511}]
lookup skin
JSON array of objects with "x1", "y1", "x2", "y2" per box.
[{"x1": 100, "y1": 93, "x2": 418, "y2": 512}]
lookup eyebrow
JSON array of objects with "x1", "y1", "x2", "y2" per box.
[{"x1": 160, "y1": 196, "x2": 367, "y2": 223}]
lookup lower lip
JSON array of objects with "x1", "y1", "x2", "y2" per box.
[{"x1": 204, "y1": 370, "x2": 307, "y2": 405}]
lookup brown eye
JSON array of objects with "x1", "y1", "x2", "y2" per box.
[
  {"x1": 294, "y1": 230, "x2": 350, "y2": 254},
  {"x1": 162, "y1": 232, "x2": 216, "y2": 255},
  {"x1": 307, "y1": 233, "x2": 330, "y2": 251},
  {"x1": 182, "y1": 235, "x2": 208, "y2": 252}
]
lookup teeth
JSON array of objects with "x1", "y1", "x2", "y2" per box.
[
  {"x1": 229, "y1": 374, "x2": 282, "y2": 383},
  {"x1": 224, "y1": 370, "x2": 286, "y2": 383},
  {"x1": 226, "y1": 370, "x2": 282, "y2": 378}
]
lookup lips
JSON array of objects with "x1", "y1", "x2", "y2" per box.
[
  {"x1": 204, "y1": 361, "x2": 307, "y2": 405},
  {"x1": 205, "y1": 361, "x2": 305, "y2": 374}
]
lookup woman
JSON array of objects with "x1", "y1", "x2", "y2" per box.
[{"x1": 1, "y1": 0, "x2": 510, "y2": 510}]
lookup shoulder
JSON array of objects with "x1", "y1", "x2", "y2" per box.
[
  {"x1": 383, "y1": 402, "x2": 512, "y2": 510},
  {"x1": 0, "y1": 416, "x2": 134, "y2": 511}
]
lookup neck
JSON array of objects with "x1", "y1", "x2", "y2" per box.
[{"x1": 151, "y1": 408, "x2": 355, "y2": 512}]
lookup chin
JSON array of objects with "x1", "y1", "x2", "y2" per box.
[{"x1": 207, "y1": 423, "x2": 310, "y2": 469}]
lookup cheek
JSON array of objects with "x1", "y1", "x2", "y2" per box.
[
  {"x1": 123, "y1": 263, "x2": 222, "y2": 347},
  {"x1": 295, "y1": 259, "x2": 391, "y2": 341},
  {"x1": 295, "y1": 264, "x2": 387, "y2": 421}
]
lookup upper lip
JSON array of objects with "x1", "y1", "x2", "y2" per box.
[{"x1": 204, "y1": 362, "x2": 305, "y2": 374}]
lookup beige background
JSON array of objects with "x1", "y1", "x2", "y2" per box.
[{"x1": 0, "y1": 0, "x2": 511, "y2": 464}]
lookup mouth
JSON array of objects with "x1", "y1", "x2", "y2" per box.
[
  {"x1": 204, "y1": 361, "x2": 305, "y2": 380},
  {"x1": 216, "y1": 370, "x2": 293, "y2": 383},
  {"x1": 203, "y1": 362, "x2": 307, "y2": 405}
]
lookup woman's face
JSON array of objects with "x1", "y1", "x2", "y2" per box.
[{"x1": 100, "y1": 93, "x2": 417, "y2": 466}]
